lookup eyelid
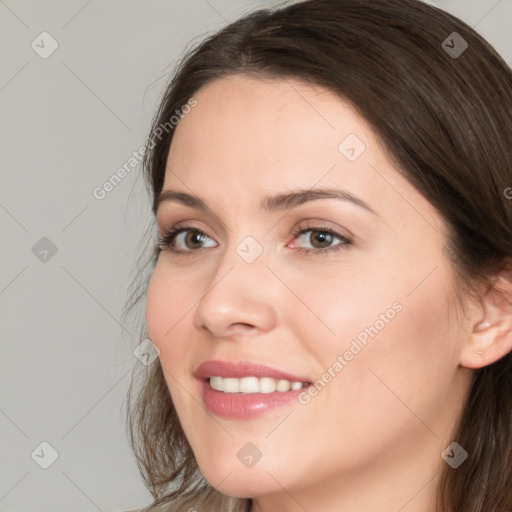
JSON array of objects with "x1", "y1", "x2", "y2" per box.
[
  {"x1": 287, "y1": 222, "x2": 352, "y2": 255},
  {"x1": 157, "y1": 223, "x2": 216, "y2": 253},
  {"x1": 156, "y1": 210, "x2": 227, "y2": 238},
  {"x1": 289, "y1": 219, "x2": 353, "y2": 240}
]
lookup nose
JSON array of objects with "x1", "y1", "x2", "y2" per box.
[{"x1": 192, "y1": 249, "x2": 278, "y2": 339}]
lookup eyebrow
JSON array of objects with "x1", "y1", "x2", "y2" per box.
[{"x1": 154, "y1": 187, "x2": 378, "y2": 216}]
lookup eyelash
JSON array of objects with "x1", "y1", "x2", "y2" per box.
[
  {"x1": 157, "y1": 222, "x2": 352, "y2": 256},
  {"x1": 290, "y1": 223, "x2": 352, "y2": 255}
]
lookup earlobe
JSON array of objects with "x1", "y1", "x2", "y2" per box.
[{"x1": 459, "y1": 279, "x2": 512, "y2": 370}]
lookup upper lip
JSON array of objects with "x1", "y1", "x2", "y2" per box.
[{"x1": 195, "y1": 360, "x2": 311, "y2": 383}]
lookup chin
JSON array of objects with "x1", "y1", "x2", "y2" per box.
[
  {"x1": 192, "y1": 445, "x2": 287, "y2": 498},
  {"x1": 201, "y1": 466, "x2": 278, "y2": 499}
]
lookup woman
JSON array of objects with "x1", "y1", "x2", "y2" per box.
[{"x1": 124, "y1": 0, "x2": 512, "y2": 510}]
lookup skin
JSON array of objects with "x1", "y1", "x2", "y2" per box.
[{"x1": 145, "y1": 75, "x2": 511, "y2": 512}]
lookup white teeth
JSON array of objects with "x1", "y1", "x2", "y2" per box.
[
  {"x1": 223, "y1": 378, "x2": 240, "y2": 393},
  {"x1": 259, "y1": 377, "x2": 276, "y2": 393},
  {"x1": 239, "y1": 376, "x2": 259, "y2": 393},
  {"x1": 276, "y1": 379, "x2": 291, "y2": 392},
  {"x1": 210, "y1": 376, "x2": 223, "y2": 391},
  {"x1": 209, "y1": 376, "x2": 306, "y2": 394}
]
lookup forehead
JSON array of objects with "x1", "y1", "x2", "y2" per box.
[
  {"x1": 161, "y1": 74, "x2": 442, "y2": 236},
  {"x1": 165, "y1": 75, "x2": 378, "y2": 188},
  {"x1": 169, "y1": 74, "x2": 372, "y2": 156}
]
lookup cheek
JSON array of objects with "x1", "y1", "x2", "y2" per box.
[
  {"x1": 145, "y1": 266, "x2": 170, "y2": 350},
  {"x1": 147, "y1": 262, "x2": 188, "y2": 343},
  {"x1": 289, "y1": 255, "x2": 460, "y2": 437},
  {"x1": 281, "y1": 260, "x2": 403, "y2": 352},
  {"x1": 145, "y1": 264, "x2": 198, "y2": 416},
  {"x1": 145, "y1": 262, "x2": 198, "y2": 373}
]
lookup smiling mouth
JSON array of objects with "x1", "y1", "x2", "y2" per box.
[{"x1": 208, "y1": 376, "x2": 311, "y2": 394}]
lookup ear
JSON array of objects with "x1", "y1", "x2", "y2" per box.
[{"x1": 460, "y1": 274, "x2": 512, "y2": 369}]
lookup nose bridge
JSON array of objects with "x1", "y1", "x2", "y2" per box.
[
  {"x1": 210, "y1": 231, "x2": 270, "y2": 289},
  {"x1": 192, "y1": 234, "x2": 277, "y2": 337}
]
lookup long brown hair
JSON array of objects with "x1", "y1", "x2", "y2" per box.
[{"x1": 124, "y1": 0, "x2": 512, "y2": 510}]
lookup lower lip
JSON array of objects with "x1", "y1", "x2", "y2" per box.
[{"x1": 200, "y1": 380, "x2": 308, "y2": 419}]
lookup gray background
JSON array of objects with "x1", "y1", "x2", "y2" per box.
[{"x1": 1, "y1": 1, "x2": 511, "y2": 511}]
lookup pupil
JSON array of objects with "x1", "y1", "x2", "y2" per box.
[
  {"x1": 312, "y1": 231, "x2": 331, "y2": 248},
  {"x1": 188, "y1": 232, "x2": 203, "y2": 248}
]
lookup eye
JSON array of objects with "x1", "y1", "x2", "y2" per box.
[
  {"x1": 289, "y1": 223, "x2": 352, "y2": 255},
  {"x1": 157, "y1": 222, "x2": 352, "y2": 256},
  {"x1": 158, "y1": 225, "x2": 216, "y2": 253}
]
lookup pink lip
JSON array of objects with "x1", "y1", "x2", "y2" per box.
[{"x1": 195, "y1": 360, "x2": 311, "y2": 419}]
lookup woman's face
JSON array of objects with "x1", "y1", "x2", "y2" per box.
[{"x1": 146, "y1": 75, "x2": 473, "y2": 509}]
